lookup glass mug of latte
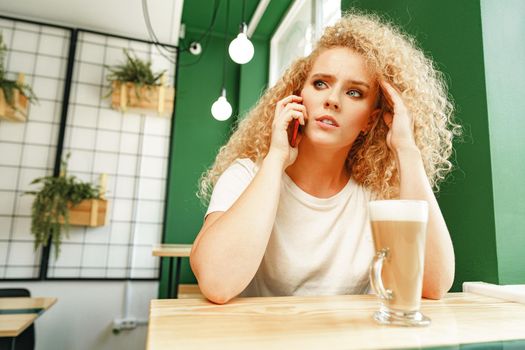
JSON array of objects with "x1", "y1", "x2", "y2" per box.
[{"x1": 368, "y1": 200, "x2": 430, "y2": 326}]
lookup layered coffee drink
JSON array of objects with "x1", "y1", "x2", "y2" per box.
[
  {"x1": 368, "y1": 200, "x2": 430, "y2": 326},
  {"x1": 370, "y1": 220, "x2": 427, "y2": 311}
]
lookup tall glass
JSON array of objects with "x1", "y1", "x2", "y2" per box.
[{"x1": 368, "y1": 200, "x2": 430, "y2": 326}]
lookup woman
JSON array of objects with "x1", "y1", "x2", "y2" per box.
[{"x1": 190, "y1": 10, "x2": 461, "y2": 304}]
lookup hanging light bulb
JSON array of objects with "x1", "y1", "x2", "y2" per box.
[
  {"x1": 228, "y1": 22, "x2": 254, "y2": 64},
  {"x1": 211, "y1": 0, "x2": 233, "y2": 121},
  {"x1": 211, "y1": 88, "x2": 232, "y2": 121}
]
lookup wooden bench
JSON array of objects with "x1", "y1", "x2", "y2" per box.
[
  {"x1": 177, "y1": 284, "x2": 203, "y2": 299},
  {"x1": 152, "y1": 244, "x2": 192, "y2": 298}
]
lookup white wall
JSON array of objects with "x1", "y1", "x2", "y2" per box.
[
  {"x1": 0, "y1": 0, "x2": 184, "y2": 45},
  {"x1": 2, "y1": 281, "x2": 158, "y2": 350},
  {"x1": 0, "y1": 2, "x2": 180, "y2": 349}
]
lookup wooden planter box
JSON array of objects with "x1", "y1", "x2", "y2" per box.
[
  {"x1": 0, "y1": 74, "x2": 29, "y2": 122},
  {"x1": 60, "y1": 199, "x2": 108, "y2": 227},
  {"x1": 111, "y1": 81, "x2": 174, "y2": 117}
]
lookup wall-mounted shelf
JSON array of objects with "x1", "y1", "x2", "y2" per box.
[
  {"x1": 0, "y1": 73, "x2": 29, "y2": 122},
  {"x1": 110, "y1": 81, "x2": 174, "y2": 117},
  {"x1": 66, "y1": 199, "x2": 108, "y2": 227}
]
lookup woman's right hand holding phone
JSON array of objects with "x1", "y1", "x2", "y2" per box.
[{"x1": 268, "y1": 95, "x2": 307, "y2": 168}]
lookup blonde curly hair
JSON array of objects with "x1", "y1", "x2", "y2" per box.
[{"x1": 198, "y1": 10, "x2": 461, "y2": 202}]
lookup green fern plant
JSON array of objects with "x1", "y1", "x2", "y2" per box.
[
  {"x1": 24, "y1": 154, "x2": 101, "y2": 258},
  {"x1": 105, "y1": 49, "x2": 167, "y2": 99},
  {"x1": 0, "y1": 33, "x2": 38, "y2": 109}
]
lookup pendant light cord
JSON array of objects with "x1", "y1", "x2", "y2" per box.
[
  {"x1": 222, "y1": 0, "x2": 229, "y2": 91},
  {"x1": 242, "y1": 0, "x2": 246, "y2": 24}
]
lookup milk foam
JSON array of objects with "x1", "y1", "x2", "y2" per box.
[{"x1": 369, "y1": 200, "x2": 428, "y2": 222}]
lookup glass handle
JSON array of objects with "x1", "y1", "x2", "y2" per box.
[{"x1": 369, "y1": 248, "x2": 393, "y2": 300}]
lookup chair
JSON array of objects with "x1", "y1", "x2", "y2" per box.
[{"x1": 0, "y1": 288, "x2": 35, "y2": 350}]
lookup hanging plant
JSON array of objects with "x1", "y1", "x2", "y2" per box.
[
  {"x1": 24, "y1": 154, "x2": 107, "y2": 258},
  {"x1": 0, "y1": 33, "x2": 38, "y2": 122},
  {"x1": 105, "y1": 49, "x2": 174, "y2": 116}
]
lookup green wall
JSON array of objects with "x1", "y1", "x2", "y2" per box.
[
  {"x1": 162, "y1": 0, "x2": 522, "y2": 296},
  {"x1": 480, "y1": 0, "x2": 525, "y2": 284},
  {"x1": 238, "y1": 0, "x2": 294, "y2": 116},
  {"x1": 159, "y1": 28, "x2": 240, "y2": 296},
  {"x1": 238, "y1": 38, "x2": 268, "y2": 116},
  {"x1": 159, "y1": 0, "x2": 293, "y2": 297},
  {"x1": 342, "y1": 0, "x2": 500, "y2": 290}
]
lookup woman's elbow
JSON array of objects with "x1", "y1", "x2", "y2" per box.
[
  {"x1": 197, "y1": 275, "x2": 237, "y2": 304},
  {"x1": 202, "y1": 289, "x2": 234, "y2": 305},
  {"x1": 190, "y1": 257, "x2": 236, "y2": 304},
  {"x1": 422, "y1": 287, "x2": 447, "y2": 300},
  {"x1": 422, "y1": 272, "x2": 454, "y2": 300}
]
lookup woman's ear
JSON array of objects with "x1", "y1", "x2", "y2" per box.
[{"x1": 362, "y1": 108, "x2": 381, "y2": 133}]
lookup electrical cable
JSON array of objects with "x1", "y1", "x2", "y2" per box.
[
  {"x1": 142, "y1": 0, "x2": 169, "y2": 49},
  {"x1": 193, "y1": 0, "x2": 221, "y2": 44},
  {"x1": 141, "y1": 0, "x2": 222, "y2": 67},
  {"x1": 222, "y1": 0, "x2": 229, "y2": 87},
  {"x1": 179, "y1": 0, "x2": 225, "y2": 67},
  {"x1": 141, "y1": 0, "x2": 177, "y2": 64},
  {"x1": 242, "y1": 0, "x2": 246, "y2": 25}
]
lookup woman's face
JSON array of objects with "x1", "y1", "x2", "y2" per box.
[{"x1": 300, "y1": 47, "x2": 379, "y2": 150}]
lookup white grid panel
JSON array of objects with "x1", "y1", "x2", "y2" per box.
[
  {"x1": 46, "y1": 31, "x2": 175, "y2": 279},
  {"x1": 0, "y1": 19, "x2": 69, "y2": 279}
]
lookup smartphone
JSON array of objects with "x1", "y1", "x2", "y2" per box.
[
  {"x1": 288, "y1": 94, "x2": 304, "y2": 147},
  {"x1": 290, "y1": 119, "x2": 300, "y2": 147}
]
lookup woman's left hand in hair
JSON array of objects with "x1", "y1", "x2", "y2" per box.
[{"x1": 380, "y1": 81, "x2": 418, "y2": 153}]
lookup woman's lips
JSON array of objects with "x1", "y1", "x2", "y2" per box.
[{"x1": 315, "y1": 116, "x2": 339, "y2": 129}]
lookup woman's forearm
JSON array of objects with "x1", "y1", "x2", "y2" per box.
[
  {"x1": 190, "y1": 153, "x2": 285, "y2": 303},
  {"x1": 395, "y1": 146, "x2": 455, "y2": 299}
]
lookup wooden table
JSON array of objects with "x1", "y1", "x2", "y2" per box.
[
  {"x1": 146, "y1": 292, "x2": 525, "y2": 350},
  {"x1": 0, "y1": 297, "x2": 56, "y2": 350},
  {"x1": 152, "y1": 244, "x2": 192, "y2": 298}
]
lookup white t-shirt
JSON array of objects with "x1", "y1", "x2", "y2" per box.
[{"x1": 206, "y1": 158, "x2": 375, "y2": 297}]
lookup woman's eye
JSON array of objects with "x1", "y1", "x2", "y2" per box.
[
  {"x1": 347, "y1": 89, "x2": 362, "y2": 98},
  {"x1": 314, "y1": 80, "x2": 326, "y2": 88}
]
